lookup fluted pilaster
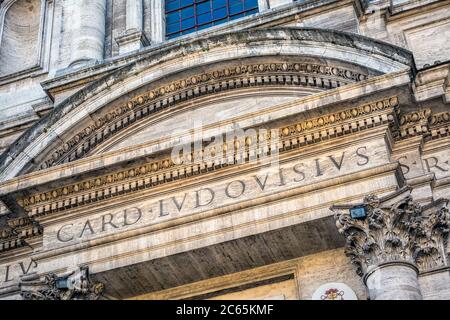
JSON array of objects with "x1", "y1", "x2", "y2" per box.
[
  {"x1": 116, "y1": 0, "x2": 148, "y2": 54},
  {"x1": 126, "y1": 0, "x2": 143, "y2": 32}
]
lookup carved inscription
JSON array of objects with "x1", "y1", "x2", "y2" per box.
[
  {"x1": 394, "y1": 150, "x2": 450, "y2": 179},
  {"x1": 0, "y1": 259, "x2": 37, "y2": 286},
  {"x1": 423, "y1": 155, "x2": 450, "y2": 177},
  {"x1": 45, "y1": 142, "x2": 387, "y2": 248}
]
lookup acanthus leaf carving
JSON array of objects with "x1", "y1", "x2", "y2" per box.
[
  {"x1": 20, "y1": 266, "x2": 104, "y2": 300},
  {"x1": 410, "y1": 204, "x2": 450, "y2": 270},
  {"x1": 332, "y1": 188, "x2": 449, "y2": 277}
]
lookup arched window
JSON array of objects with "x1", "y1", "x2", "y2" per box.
[
  {"x1": 165, "y1": 0, "x2": 259, "y2": 40},
  {"x1": 0, "y1": 0, "x2": 42, "y2": 76}
]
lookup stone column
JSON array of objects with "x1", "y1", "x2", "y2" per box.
[
  {"x1": 69, "y1": 0, "x2": 107, "y2": 68},
  {"x1": 365, "y1": 262, "x2": 422, "y2": 300},
  {"x1": 116, "y1": 0, "x2": 149, "y2": 54},
  {"x1": 331, "y1": 187, "x2": 449, "y2": 300}
]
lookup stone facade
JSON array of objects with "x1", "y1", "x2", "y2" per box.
[{"x1": 0, "y1": 0, "x2": 449, "y2": 300}]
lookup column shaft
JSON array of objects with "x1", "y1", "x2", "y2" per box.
[
  {"x1": 150, "y1": 0, "x2": 165, "y2": 43},
  {"x1": 69, "y1": 0, "x2": 106, "y2": 67},
  {"x1": 365, "y1": 262, "x2": 422, "y2": 300}
]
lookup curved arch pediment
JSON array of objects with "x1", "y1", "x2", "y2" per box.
[
  {"x1": 89, "y1": 55, "x2": 374, "y2": 156},
  {"x1": 0, "y1": 28, "x2": 415, "y2": 180}
]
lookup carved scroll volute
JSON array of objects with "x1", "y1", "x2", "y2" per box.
[
  {"x1": 20, "y1": 266, "x2": 105, "y2": 300},
  {"x1": 410, "y1": 202, "x2": 450, "y2": 271},
  {"x1": 335, "y1": 209, "x2": 375, "y2": 277},
  {"x1": 332, "y1": 189, "x2": 450, "y2": 277}
]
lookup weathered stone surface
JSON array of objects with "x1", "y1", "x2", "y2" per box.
[
  {"x1": 0, "y1": 0, "x2": 449, "y2": 300},
  {"x1": 332, "y1": 187, "x2": 449, "y2": 299},
  {"x1": 365, "y1": 263, "x2": 422, "y2": 300}
]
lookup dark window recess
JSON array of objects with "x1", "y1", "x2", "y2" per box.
[{"x1": 165, "y1": 0, "x2": 259, "y2": 39}]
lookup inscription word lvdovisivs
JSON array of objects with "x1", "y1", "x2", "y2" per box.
[{"x1": 55, "y1": 146, "x2": 370, "y2": 243}]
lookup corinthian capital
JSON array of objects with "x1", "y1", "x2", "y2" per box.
[
  {"x1": 331, "y1": 187, "x2": 449, "y2": 277},
  {"x1": 20, "y1": 266, "x2": 104, "y2": 300}
]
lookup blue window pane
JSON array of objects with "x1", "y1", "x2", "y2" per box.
[
  {"x1": 181, "y1": 17, "x2": 195, "y2": 29},
  {"x1": 166, "y1": 11, "x2": 180, "y2": 24},
  {"x1": 213, "y1": 7, "x2": 227, "y2": 20},
  {"x1": 213, "y1": 17, "x2": 228, "y2": 25},
  {"x1": 181, "y1": 28, "x2": 195, "y2": 35},
  {"x1": 197, "y1": 22, "x2": 212, "y2": 30},
  {"x1": 180, "y1": 0, "x2": 194, "y2": 6},
  {"x1": 165, "y1": 0, "x2": 259, "y2": 40},
  {"x1": 165, "y1": 0, "x2": 179, "y2": 11},
  {"x1": 166, "y1": 22, "x2": 180, "y2": 34},
  {"x1": 212, "y1": 0, "x2": 226, "y2": 9},
  {"x1": 197, "y1": 12, "x2": 212, "y2": 24},
  {"x1": 229, "y1": 0, "x2": 242, "y2": 5},
  {"x1": 197, "y1": 1, "x2": 210, "y2": 14},
  {"x1": 229, "y1": 3, "x2": 243, "y2": 15},
  {"x1": 231, "y1": 12, "x2": 244, "y2": 19},
  {"x1": 181, "y1": 6, "x2": 194, "y2": 18}
]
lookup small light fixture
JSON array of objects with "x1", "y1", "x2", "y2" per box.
[
  {"x1": 55, "y1": 278, "x2": 69, "y2": 289},
  {"x1": 349, "y1": 205, "x2": 367, "y2": 220}
]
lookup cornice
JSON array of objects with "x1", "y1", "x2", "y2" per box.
[
  {"x1": 0, "y1": 27, "x2": 415, "y2": 181},
  {"x1": 30, "y1": 126, "x2": 392, "y2": 228},
  {"x1": 29, "y1": 162, "x2": 400, "y2": 263},
  {"x1": 0, "y1": 216, "x2": 42, "y2": 253},
  {"x1": 393, "y1": 108, "x2": 450, "y2": 141},
  {"x1": 0, "y1": 70, "x2": 411, "y2": 198},
  {"x1": 38, "y1": 61, "x2": 368, "y2": 171},
  {"x1": 39, "y1": 0, "x2": 351, "y2": 95},
  {"x1": 17, "y1": 96, "x2": 398, "y2": 218}
]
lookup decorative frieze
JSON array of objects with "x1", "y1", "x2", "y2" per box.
[
  {"x1": 429, "y1": 111, "x2": 450, "y2": 140},
  {"x1": 0, "y1": 217, "x2": 42, "y2": 253},
  {"x1": 20, "y1": 266, "x2": 104, "y2": 300},
  {"x1": 399, "y1": 109, "x2": 431, "y2": 126},
  {"x1": 38, "y1": 62, "x2": 369, "y2": 171},
  {"x1": 280, "y1": 96, "x2": 396, "y2": 136},
  {"x1": 430, "y1": 111, "x2": 450, "y2": 126},
  {"x1": 396, "y1": 109, "x2": 432, "y2": 139},
  {"x1": 331, "y1": 187, "x2": 450, "y2": 276},
  {"x1": 19, "y1": 97, "x2": 397, "y2": 217}
]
